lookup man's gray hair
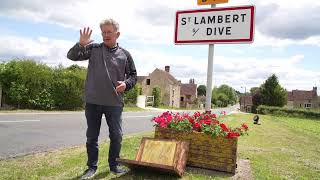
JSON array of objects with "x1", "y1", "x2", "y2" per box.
[{"x1": 99, "y1": 18, "x2": 119, "y2": 32}]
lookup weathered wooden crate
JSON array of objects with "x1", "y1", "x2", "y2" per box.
[
  {"x1": 154, "y1": 127, "x2": 238, "y2": 174},
  {"x1": 117, "y1": 137, "x2": 189, "y2": 177}
]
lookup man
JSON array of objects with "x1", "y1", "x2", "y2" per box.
[{"x1": 67, "y1": 18, "x2": 137, "y2": 179}]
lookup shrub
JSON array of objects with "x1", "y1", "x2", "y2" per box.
[{"x1": 257, "y1": 105, "x2": 320, "y2": 120}]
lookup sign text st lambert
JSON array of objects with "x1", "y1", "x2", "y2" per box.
[{"x1": 174, "y1": 5, "x2": 255, "y2": 44}]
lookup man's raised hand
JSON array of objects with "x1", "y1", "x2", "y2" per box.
[{"x1": 79, "y1": 27, "x2": 94, "y2": 46}]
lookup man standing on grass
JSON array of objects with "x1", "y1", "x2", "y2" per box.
[{"x1": 67, "y1": 18, "x2": 137, "y2": 179}]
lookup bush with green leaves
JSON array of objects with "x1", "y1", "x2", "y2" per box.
[
  {"x1": 0, "y1": 60, "x2": 86, "y2": 110},
  {"x1": 152, "y1": 86, "x2": 161, "y2": 107},
  {"x1": 123, "y1": 84, "x2": 140, "y2": 106},
  {"x1": 257, "y1": 105, "x2": 320, "y2": 120}
]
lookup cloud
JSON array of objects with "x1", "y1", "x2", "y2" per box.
[
  {"x1": 257, "y1": 6, "x2": 320, "y2": 40},
  {"x1": 0, "y1": 35, "x2": 86, "y2": 67},
  {"x1": 131, "y1": 47, "x2": 318, "y2": 92},
  {"x1": 2, "y1": 0, "x2": 320, "y2": 47}
]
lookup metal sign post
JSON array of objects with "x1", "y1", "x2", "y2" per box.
[{"x1": 205, "y1": 4, "x2": 216, "y2": 113}]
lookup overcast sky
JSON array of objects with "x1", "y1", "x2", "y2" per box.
[{"x1": 0, "y1": 0, "x2": 319, "y2": 93}]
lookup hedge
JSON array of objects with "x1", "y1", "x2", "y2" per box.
[{"x1": 257, "y1": 105, "x2": 320, "y2": 120}]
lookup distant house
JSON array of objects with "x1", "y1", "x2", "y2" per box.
[
  {"x1": 180, "y1": 79, "x2": 198, "y2": 108},
  {"x1": 138, "y1": 66, "x2": 181, "y2": 108},
  {"x1": 239, "y1": 95, "x2": 253, "y2": 112},
  {"x1": 287, "y1": 87, "x2": 319, "y2": 109}
]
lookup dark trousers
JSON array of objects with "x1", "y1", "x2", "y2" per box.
[{"x1": 85, "y1": 103, "x2": 123, "y2": 170}]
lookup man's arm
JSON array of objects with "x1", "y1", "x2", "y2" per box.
[
  {"x1": 124, "y1": 51, "x2": 137, "y2": 91},
  {"x1": 67, "y1": 43, "x2": 93, "y2": 61}
]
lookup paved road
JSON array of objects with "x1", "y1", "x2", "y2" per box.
[{"x1": 0, "y1": 106, "x2": 237, "y2": 159}]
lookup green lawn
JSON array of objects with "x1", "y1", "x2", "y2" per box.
[{"x1": 0, "y1": 113, "x2": 319, "y2": 179}]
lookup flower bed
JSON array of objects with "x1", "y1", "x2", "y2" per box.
[{"x1": 153, "y1": 111, "x2": 248, "y2": 174}]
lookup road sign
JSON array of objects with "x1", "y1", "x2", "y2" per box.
[
  {"x1": 174, "y1": 5, "x2": 255, "y2": 44},
  {"x1": 197, "y1": 0, "x2": 228, "y2": 5}
]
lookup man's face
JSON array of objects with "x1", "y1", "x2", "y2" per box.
[{"x1": 101, "y1": 24, "x2": 120, "y2": 47}]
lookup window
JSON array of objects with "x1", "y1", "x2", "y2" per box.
[
  {"x1": 146, "y1": 79, "x2": 150, "y2": 85},
  {"x1": 180, "y1": 97, "x2": 184, "y2": 101},
  {"x1": 305, "y1": 103, "x2": 311, "y2": 108}
]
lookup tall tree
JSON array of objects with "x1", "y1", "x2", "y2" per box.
[
  {"x1": 260, "y1": 74, "x2": 287, "y2": 107},
  {"x1": 250, "y1": 87, "x2": 260, "y2": 94},
  {"x1": 197, "y1": 85, "x2": 206, "y2": 96}
]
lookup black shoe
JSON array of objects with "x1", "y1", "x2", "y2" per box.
[
  {"x1": 80, "y1": 168, "x2": 97, "y2": 179},
  {"x1": 110, "y1": 166, "x2": 127, "y2": 175}
]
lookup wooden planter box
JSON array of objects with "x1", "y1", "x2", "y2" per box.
[
  {"x1": 117, "y1": 137, "x2": 189, "y2": 177},
  {"x1": 154, "y1": 127, "x2": 238, "y2": 174}
]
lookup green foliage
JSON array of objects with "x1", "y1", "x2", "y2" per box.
[
  {"x1": 211, "y1": 85, "x2": 237, "y2": 107},
  {"x1": 7, "y1": 82, "x2": 29, "y2": 108},
  {"x1": 0, "y1": 60, "x2": 87, "y2": 110},
  {"x1": 29, "y1": 89, "x2": 55, "y2": 110},
  {"x1": 251, "y1": 90, "x2": 262, "y2": 113},
  {"x1": 250, "y1": 87, "x2": 260, "y2": 94},
  {"x1": 124, "y1": 84, "x2": 140, "y2": 106},
  {"x1": 152, "y1": 86, "x2": 161, "y2": 107},
  {"x1": 260, "y1": 74, "x2": 287, "y2": 107},
  {"x1": 51, "y1": 65, "x2": 86, "y2": 110},
  {"x1": 168, "y1": 119, "x2": 193, "y2": 131},
  {"x1": 197, "y1": 85, "x2": 206, "y2": 96},
  {"x1": 257, "y1": 105, "x2": 320, "y2": 120}
]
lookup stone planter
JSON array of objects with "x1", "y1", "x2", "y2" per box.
[{"x1": 154, "y1": 127, "x2": 238, "y2": 174}]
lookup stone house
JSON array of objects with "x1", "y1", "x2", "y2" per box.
[
  {"x1": 239, "y1": 95, "x2": 253, "y2": 112},
  {"x1": 138, "y1": 66, "x2": 181, "y2": 108},
  {"x1": 180, "y1": 79, "x2": 198, "y2": 108},
  {"x1": 287, "y1": 87, "x2": 319, "y2": 109}
]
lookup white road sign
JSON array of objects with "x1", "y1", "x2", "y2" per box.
[{"x1": 174, "y1": 5, "x2": 255, "y2": 44}]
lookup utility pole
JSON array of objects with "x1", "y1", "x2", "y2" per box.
[{"x1": 241, "y1": 86, "x2": 246, "y2": 112}]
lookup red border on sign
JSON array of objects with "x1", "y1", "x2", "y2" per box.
[{"x1": 174, "y1": 5, "x2": 255, "y2": 44}]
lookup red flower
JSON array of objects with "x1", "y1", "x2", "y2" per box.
[
  {"x1": 227, "y1": 132, "x2": 240, "y2": 138},
  {"x1": 193, "y1": 122, "x2": 201, "y2": 131},
  {"x1": 220, "y1": 123, "x2": 229, "y2": 132},
  {"x1": 160, "y1": 122, "x2": 167, "y2": 128},
  {"x1": 241, "y1": 123, "x2": 248, "y2": 131},
  {"x1": 204, "y1": 119, "x2": 212, "y2": 125},
  {"x1": 213, "y1": 120, "x2": 220, "y2": 125},
  {"x1": 188, "y1": 117, "x2": 195, "y2": 124}
]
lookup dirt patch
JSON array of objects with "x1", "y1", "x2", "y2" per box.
[{"x1": 186, "y1": 159, "x2": 253, "y2": 179}]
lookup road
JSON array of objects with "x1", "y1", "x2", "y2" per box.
[{"x1": 0, "y1": 106, "x2": 237, "y2": 159}]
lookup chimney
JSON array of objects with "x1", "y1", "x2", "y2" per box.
[
  {"x1": 313, "y1": 87, "x2": 317, "y2": 92},
  {"x1": 189, "y1": 78, "x2": 195, "y2": 84},
  {"x1": 165, "y1": 66, "x2": 170, "y2": 73}
]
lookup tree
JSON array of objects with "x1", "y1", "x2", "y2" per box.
[
  {"x1": 152, "y1": 87, "x2": 161, "y2": 107},
  {"x1": 211, "y1": 85, "x2": 237, "y2": 107},
  {"x1": 197, "y1": 85, "x2": 206, "y2": 96},
  {"x1": 124, "y1": 84, "x2": 140, "y2": 106},
  {"x1": 250, "y1": 87, "x2": 260, "y2": 94},
  {"x1": 260, "y1": 74, "x2": 287, "y2": 107},
  {"x1": 251, "y1": 90, "x2": 262, "y2": 113},
  {"x1": 217, "y1": 84, "x2": 237, "y2": 105}
]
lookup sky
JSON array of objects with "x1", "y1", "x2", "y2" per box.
[{"x1": 0, "y1": 0, "x2": 319, "y2": 94}]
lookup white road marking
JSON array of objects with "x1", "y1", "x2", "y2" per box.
[
  {"x1": 102, "y1": 115, "x2": 154, "y2": 119},
  {"x1": 0, "y1": 120, "x2": 40, "y2": 123}
]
